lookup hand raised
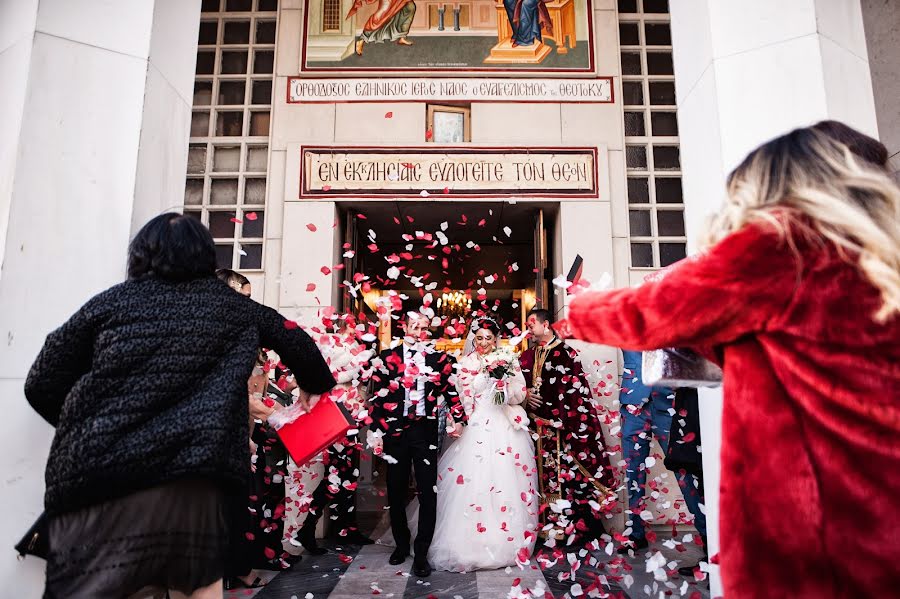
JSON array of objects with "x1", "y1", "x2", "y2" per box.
[{"x1": 553, "y1": 319, "x2": 574, "y2": 340}]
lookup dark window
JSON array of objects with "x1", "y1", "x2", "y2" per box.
[
  {"x1": 218, "y1": 81, "x2": 246, "y2": 105},
  {"x1": 240, "y1": 244, "x2": 263, "y2": 269},
  {"x1": 621, "y1": 51, "x2": 642, "y2": 75},
  {"x1": 653, "y1": 146, "x2": 680, "y2": 169},
  {"x1": 631, "y1": 243, "x2": 653, "y2": 267},
  {"x1": 215, "y1": 244, "x2": 234, "y2": 268},
  {"x1": 651, "y1": 112, "x2": 679, "y2": 136},
  {"x1": 628, "y1": 178, "x2": 650, "y2": 203},
  {"x1": 216, "y1": 111, "x2": 244, "y2": 136},
  {"x1": 643, "y1": 0, "x2": 669, "y2": 13},
  {"x1": 657, "y1": 210, "x2": 685, "y2": 236},
  {"x1": 198, "y1": 21, "x2": 218, "y2": 44},
  {"x1": 619, "y1": 22, "x2": 640, "y2": 45},
  {"x1": 624, "y1": 111, "x2": 646, "y2": 136},
  {"x1": 223, "y1": 21, "x2": 251, "y2": 44},
  {"x1": 644, "y1": 23, "x2": 671, "y2": 45},
  {"x1": 242, "y1": 211, "x2": 265, "y2": 237},
  {"x1": 256, "y1": 20, "x2": 277, "y2": 43},
  {"x1": 647, "y1": 52, "x2": 674, "y2": 75},
  {"x1": 226, "y1": 0, "x2": 252, "y2": 11},
  {"x1": 253, "y1": 50, "x2": 274, "y2": 74},
  {"x1": 622, "y1": 81, "x2": 644, "y2": 105},
  {"x1": 221, "y1": 50, "x2": 248, "y2": 74},
  {"x1": 626, "y1": 145, "x2": 648, "y2": 169},
  {"x1": 649, "y1": 81, "x2": 676, "y2": 105},
  {"x1": 660, "y1": 243, "x2": 687, "y2": 266},
  {"x1": 655, "y1": 177, "x2": 683, "y2": 203},
  {"x1": 195, "y1": 51, "x2": 215, "y2": 75},
  {"x1": 251, "y1": 80, "x2": 273, "y2": 104},
  {"x1": 193, "y1": 80, "x2": 213, "y2": 105},
  {"x1": 629, "y1": 210, "x2": 652, "y2": 236},
  {"x1": 209, "y1": 211, "x2": 237, "y2": 238}
]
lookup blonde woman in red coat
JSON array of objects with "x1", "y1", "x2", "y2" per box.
[{"x1": 556, "y1": 123, "x2": 900, "y2": 598}]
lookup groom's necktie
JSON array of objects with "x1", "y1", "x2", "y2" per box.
[{"x1": 404, "y1": 345, "x2": 426, "y2": 418}]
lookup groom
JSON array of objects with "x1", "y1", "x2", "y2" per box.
[{"x1": 369, "y1": 311, "x2": 464, "y2": 577}]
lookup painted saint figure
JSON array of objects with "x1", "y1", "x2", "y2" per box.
[
  {"x1": 503, "y1": 0, "x2": 552, "y2": 47},
  {"x1": 347, "y1": 0, "x2": 416, "y2": 56}
]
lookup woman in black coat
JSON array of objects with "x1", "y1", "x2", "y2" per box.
[{"x1": 24, "y1": 213, "x2": 336, "y2": 599}]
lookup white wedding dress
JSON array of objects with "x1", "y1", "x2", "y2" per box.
[{"x1": 428, "y1": 352, "x2": 540, "y2": 572}]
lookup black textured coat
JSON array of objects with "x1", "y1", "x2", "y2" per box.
[{"x1": 25, "y1": 276, "x2": 335, "y2": 516}]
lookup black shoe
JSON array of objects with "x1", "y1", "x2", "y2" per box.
[
  {"x1": 224, "y1": 575, "x2": 267, "y2": 590},
  {"x1": 389, "y1": 547, "x2": 409, "y2": 565},
  {"x1": 616, "y1": 535, "x2": 649, "y2": 554},
  {"x1": 344, "y1": 530, "x2": 375, "y2": 545},
  {"x1": 412, "y1": 557, "x2": 432, "y2": 578},
  {"x1": 297, "y1": 525, "x2": 327, "y2": 556}
]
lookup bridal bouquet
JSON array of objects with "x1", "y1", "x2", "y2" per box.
[{"x1": 483, "y1": 348, "x2": 516, "y2": 405}]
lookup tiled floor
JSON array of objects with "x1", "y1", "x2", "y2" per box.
[{"x1": 232, "y1": 512, "x2": 711, "y2": 599}]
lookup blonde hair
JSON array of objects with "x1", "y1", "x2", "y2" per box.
[{"x1": 703, "y1": 125, "x2": 900, "y2": 323}]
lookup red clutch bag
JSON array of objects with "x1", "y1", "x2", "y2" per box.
[{"x1": 275, "y1": 392, "x2": 354, "y2": 467}]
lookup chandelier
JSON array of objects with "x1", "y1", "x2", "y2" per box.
[{"x1": 436, "y1": 290, "x2": 471, "y2": 320}]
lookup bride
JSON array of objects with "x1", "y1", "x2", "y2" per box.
[{"x1": 428, "y1": 318, "x2": 540, "y2": 572}]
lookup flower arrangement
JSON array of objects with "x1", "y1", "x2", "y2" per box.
[{"x1": 483, "y1": 348, "x2": 516, "y2": 405}]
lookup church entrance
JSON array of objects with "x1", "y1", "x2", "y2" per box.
[
  {"x1": 337, "y1": 200, "x2": 557, "y2": 352},
  {"x1": 337, "y1": 200, "x2": 557, "y2": 509}
]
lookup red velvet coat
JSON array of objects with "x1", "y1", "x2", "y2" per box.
[{"x1": 565, "y1": 221, "x2": 900, "y2": 598}]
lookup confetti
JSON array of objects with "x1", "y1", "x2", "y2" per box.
[
  {"x1": 306, "y1": 223, "x2": 317, "y2": 232},
  {"x1": 245, "y1": 212, "x2": 258, "y2": 221},
  {"x1": 384, "y1": 111, "x2": 393, "y2": 118}
]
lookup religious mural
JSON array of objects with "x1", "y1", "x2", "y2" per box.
[{"x1": 302, "y1": 0, "x2": 595, "y2": 73}]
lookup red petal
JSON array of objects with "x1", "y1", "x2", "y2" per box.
[
  {"x1": 230, "y1": 217, "x2": 242, "y2": 223},
  {"x1": 245, "y1": 212, "x2": 258, "y2": 221},
  {"x1": 284, "y1": 320, "x2": 298, "y2": 330},
  {"x1": 321, "y1": 266, "x2": 332, "y2": 275},
  {"x1": 306, "y1": 223, "x2": 317, "y2": 232},
  {"x1": 322, "y1": 185, "x2": 332, "y2": 192},
  {"x1": 306, "y1": 283, "x2": 316, "y2": 292},
  {"x1": 385, "y1": 111, "x2": 393, "y2": 118}
]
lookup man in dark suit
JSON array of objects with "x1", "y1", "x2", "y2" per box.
[{"x1": 369, "y1": 311, "x2": 465, "y2": 577}]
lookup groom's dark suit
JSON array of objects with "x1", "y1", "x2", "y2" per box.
[{"x1": 370, "y1": 343, "x2": 465, "y2": 559}]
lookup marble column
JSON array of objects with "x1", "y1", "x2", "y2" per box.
[{"x1": 0, "y1": 1, "x2": 200, "y2": 594}]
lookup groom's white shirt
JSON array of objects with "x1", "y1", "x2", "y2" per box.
[{"x1": 402, "y1": 341, "x2": 427, "y2": 416}]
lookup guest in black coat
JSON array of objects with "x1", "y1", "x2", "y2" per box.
[
  {"x1": 368, "y1": 311, "x2": 465, "y2": 578},
  {"x1": 24, "y1": 213, "x2": 335, "y2": 599}
]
